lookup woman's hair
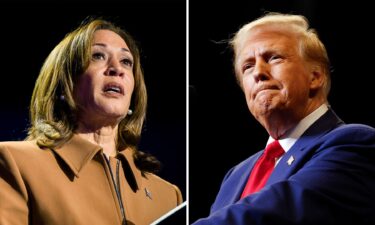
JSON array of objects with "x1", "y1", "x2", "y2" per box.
[
  {"x1": 27, "y1": 18, "x2": 160, "y2": 173},
  {"x1": 230, "y1": 12, "x2": 331, "y2": 97}
]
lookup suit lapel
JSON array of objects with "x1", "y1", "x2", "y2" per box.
[
  {"x1": 267, "y1": 109, "x2": 344, "y2": 185},
  {"x1": 210, "y1": 151, "x2": 263, "y2": 212},
  {"x1": 211, "y1": 109, "x2": 344, "y2": 212},
  {"x1": 231, "y1": 151, "x2": 263, "y2": 202}
]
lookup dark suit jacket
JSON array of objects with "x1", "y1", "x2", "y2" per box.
[{"x1": 193, "y1": 109, "x2": 375, "y2": 225}]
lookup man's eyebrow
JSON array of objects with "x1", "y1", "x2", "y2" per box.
[{"x1": 93, "y1": 43, "x2": 131, "y2": 53}]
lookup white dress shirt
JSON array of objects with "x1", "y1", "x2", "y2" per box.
[{"x1": 267, "y1": 104, "x2": 329, "y2": 165}]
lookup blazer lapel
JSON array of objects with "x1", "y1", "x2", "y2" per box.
[
  {"x1": 116, "y1": 148, "x2": 142, "y2": 193},
  {"x1": 267, "y1": 109, "x2": 344, "y2": 184}
]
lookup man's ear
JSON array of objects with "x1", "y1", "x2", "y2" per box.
[
  {"x1": 308, "y1": 66, "x2": 325, "y2": 98},
  {"x1": 310, "y1": 66, "x2": 325, "y2": 90}
]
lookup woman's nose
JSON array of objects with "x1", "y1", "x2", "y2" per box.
[{"x1": 106, "y1": 61, "x2": 124, "y2": 77}]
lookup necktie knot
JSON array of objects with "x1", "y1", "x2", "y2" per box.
[{"x1": 264, "y1": 140, "x2": 285, "y2": 160}]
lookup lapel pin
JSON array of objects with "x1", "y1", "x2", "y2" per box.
[
  {"x1": 145, "y1": 188, "x2": 152, "y2": 200},
  {"x1": 287, "y1": 155, "x2": 295, "y2": 166}
]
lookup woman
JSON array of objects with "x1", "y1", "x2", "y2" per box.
[{"x1": 0, "y1": 18, "x2": 182, "y2": 225}]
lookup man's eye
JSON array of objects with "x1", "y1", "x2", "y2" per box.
[
  {"x1": 92, "y1": 52, "x2": 105, "y2": 60},
  {"x1": 269, "y1": 55, "x2": 282, "y2": 62},
  {"x1": 242, "y1": 63, "x2": 254, "y2": 73}
]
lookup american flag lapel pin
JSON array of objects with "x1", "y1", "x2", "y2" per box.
[
  {"x1": 145, "y1": 188, "x2": 152, "y2": 200},
  {"x1": 287, "y1": 155, "x2": 295, "y2": 166}
]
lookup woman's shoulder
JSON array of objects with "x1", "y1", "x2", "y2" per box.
[
  {"x1": 122, "y1": 149, "x2": 179, "y2": 188},
  {"x1": 146, "y1": 173, "x2": 180, "y2": 190},
  {"x1": 0, "y1": 140, "x2": 44, "y2": 159},
  {"x1": 145, "y1": 173, "x2": 183, "y2": 204},
  {"x1": 119, "y1": 148, "x2": 183, "y2": 203},
  {"x1": 0, "y1": 140, "x2": 38, "y2": 151}
]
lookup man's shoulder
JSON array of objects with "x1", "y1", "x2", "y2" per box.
[
  {"x1": 335, "y1": 123, "x2": 375, "y2": 132},
  {"x1": 305, "y1": 123, "x2": 375, "y2": 157},
  {"x1": 324, "y1": 123, "x2": 375, "y2": 142}
]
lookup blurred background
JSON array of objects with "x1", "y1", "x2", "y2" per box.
[
  {"x1": 0, "y1": 0, "x2": 186, "y2": 201},
  {"x1": 189, "y1": 0, "x2": 375, "y2": 223}
]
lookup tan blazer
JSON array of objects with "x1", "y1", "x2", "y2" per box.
[{"x1": 0, "y1": 135, "x2": 183, "y2": 225}]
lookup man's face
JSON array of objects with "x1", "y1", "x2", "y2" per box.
[{"x1": 235, "y1": 27, "x2": 315, "y2": 130}]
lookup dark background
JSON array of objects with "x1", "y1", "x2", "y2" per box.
[
  {"x1": 190, "y1": 0, "x2": 375, "y2": 223},
  {"x1": 0, "y1": 0, "x2": 186, "y2": 203},
  {"x1": 3, "y1": 0, "x2": 375, "y2": 224}
]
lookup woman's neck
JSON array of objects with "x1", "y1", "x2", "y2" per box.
[{"x1": 75, "y1": 122, "x2": 118, "y2": 158}]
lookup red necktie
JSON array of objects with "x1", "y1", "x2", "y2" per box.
[{"x1": 241, "y1": 140, "x2": 285, "y2": 198}]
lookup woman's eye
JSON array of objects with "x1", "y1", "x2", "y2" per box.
[
  {"x1": 121, "y1": 58, "x2": 133, "y2": 67},
  {"x1": 92, "y1": 52, "x2": 105, "y2": 60}
]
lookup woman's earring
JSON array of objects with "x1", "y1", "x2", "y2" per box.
[
  {"x1": 60, "y1": 95, "x2": 65, "y2": 101},
  {"x1": 127, "y1": 109, "x2": 133, "y2": 116}
]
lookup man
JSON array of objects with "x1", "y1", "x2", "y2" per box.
[{"x1": 192, "y1": 13, "x2": 375, "y2": 225}]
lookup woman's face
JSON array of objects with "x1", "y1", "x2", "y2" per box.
[{"x1": 74, "y1": 29, "x2": 135, "y2": 126}]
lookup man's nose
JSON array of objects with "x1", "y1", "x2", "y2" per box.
[{"x1": 252, "y1": 61, "x2": 270, "y2": 83}]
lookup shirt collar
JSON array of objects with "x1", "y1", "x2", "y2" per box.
[
  {"x1": 51, "y1": 134, "x2": 142, "y2": 191},
  {"x1": 52, "y1": 134, "x2": 102, "y2": 177},
  {"x1": 267, "y1": 103, "x2": 329, "y2": 152}
]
